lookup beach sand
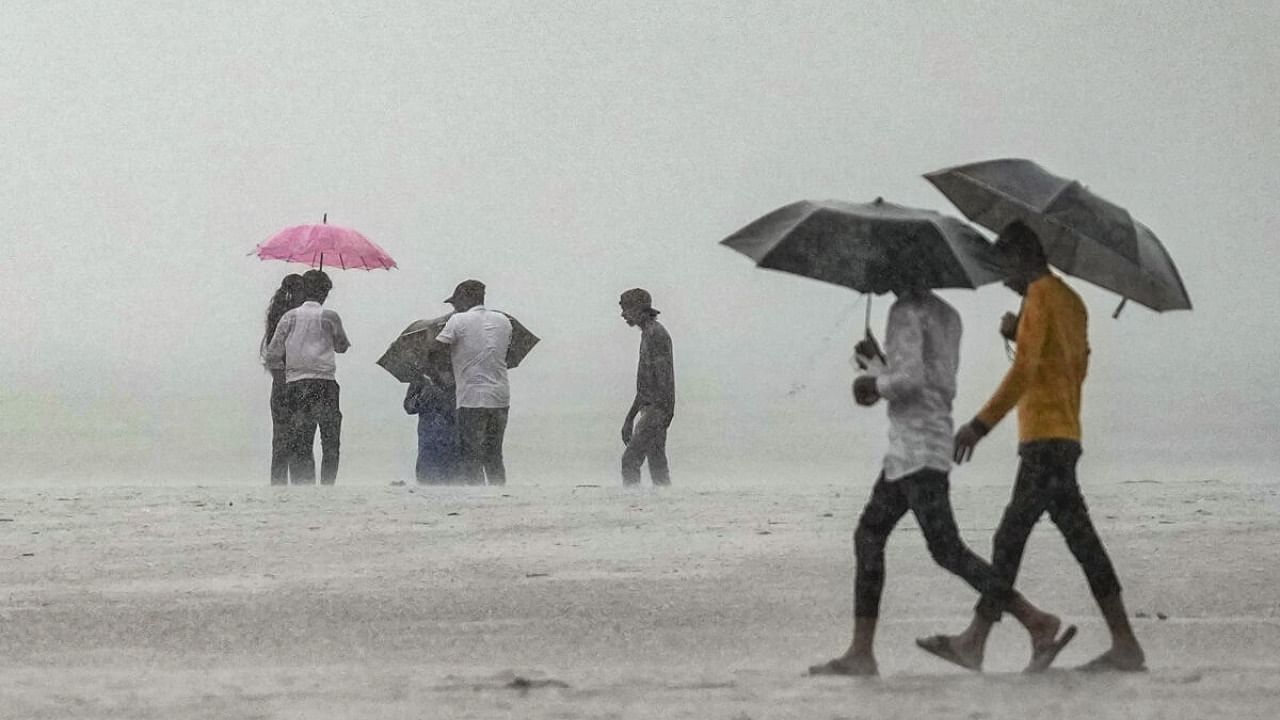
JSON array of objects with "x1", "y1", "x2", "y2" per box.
[{"x1": 2, "y1": 474, "x2": 1279, "y2": 719}]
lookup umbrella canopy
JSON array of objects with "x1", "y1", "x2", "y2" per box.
[
  {"x1": 721, "y1": 198, "x2": 1004, "y2": 294},
  {"x1": 376, "y1": 311, "x2": 541, "y2": 383},
  {"x1": 252, "y1": 220, "x2": 397, "y2": 271},
  {"x1": 925, "y1": 159, "x2": 1191, "y2": 312}
]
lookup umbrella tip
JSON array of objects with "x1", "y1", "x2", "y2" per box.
[
  {"x1": 322, "y1": 213, "x2": 327, "y2": 224},
  {"x1": 874, "y1": 196, "x2": 884, "y2": 205}
]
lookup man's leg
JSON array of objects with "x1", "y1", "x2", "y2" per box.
[
  {"x1": 645, "y1": 411, "x2": 672, "y2": 486},
  {"x1": 286, "y1": 381, "x2": 317, "y2": 485},
  {"x1": 480, "y1": 408, "x2": 508, "y2": 485},
  {"x1": 455, "y1": 408, "x2": 486, "y2": 485},
  {"x1": 809, "y1": 473, "x2": 908, "y2": 676},
  {"x1": 621, "y1": 407, "x2": 662, "y2": 486},
  {"x1": 316, "y1": 381, "x2": 342, "y2": 486},
  {"x1": 1043, "y1": 447, "x2": 1145, "y2": 671},
  {"x1": 937, "y1": 451, "x2": 1051, "y2": 657},
  {"x1": 905, "y1": 470, "x2": 1071, "y2": 672}
]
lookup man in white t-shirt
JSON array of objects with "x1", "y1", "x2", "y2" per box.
[
  {"x1": 262, "y1": 270, "x2": 350, "y2": 485},
  {"x1": 431, "y1": 280, "x2": 512, "y2": 485}
]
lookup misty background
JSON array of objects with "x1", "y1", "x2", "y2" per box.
[{"x1": 1, "y1": 1, "x2": 1276, "y2": 486}]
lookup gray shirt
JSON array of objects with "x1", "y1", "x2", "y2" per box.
[{"x1": 636, "y1": 320, "x2": 675, "y2": 414}]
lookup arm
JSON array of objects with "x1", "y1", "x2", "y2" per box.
[
  {"x1": 262, "y1": 313, "x2": 292, "y2": 371},
  {"x1": 426, "y1": 316, "x2": 457, "y2": 355},
  {"x1": 647, "y1": 331, "x2": 676, "y2": 412},
  {"x1": 873, "y1": 306, "x2": 924, "y2": 403},
  {"x1": 974, "y1": 286, "x2": 1048, "y2": 430},
  {"x1": 325, "y1": 311, "x2": 351, "y2": 354}
]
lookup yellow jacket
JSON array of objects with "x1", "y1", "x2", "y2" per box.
[{"x1": 976, "y1": 274, "x2": 1088, "y2": 443}]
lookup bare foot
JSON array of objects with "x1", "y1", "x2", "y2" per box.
[
  {"x1": 915, "y1": 634, "x2": 982, "y2": 671},
  {"x1": 1077, "y1": 646, "x2": 1147, "y2": 673},
  {"x1": 1026, "y1": 613, "x2": 1062, "y2": 650},
  {"x1": 1024, "y1": 625, "x2": 1078, "y2": 673},
  {"x1": 808, "y1": 655, "x2": 878, "y2": 677}
]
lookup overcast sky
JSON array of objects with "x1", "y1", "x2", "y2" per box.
[{"x1": 1, "y1": 1, "x2": 1276, "y2": 484}]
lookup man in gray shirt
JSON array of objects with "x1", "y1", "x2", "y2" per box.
[{"x1": 619, "y1": 288, "x2": 675, "y2": 486}]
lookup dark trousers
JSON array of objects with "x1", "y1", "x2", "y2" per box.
[
  {"x1": 621, "y1": 406, "x2": 672, "y2": 485},
  {"x1": 975, "y1": 440, "x2": 1122, "y2": 622},
  {"x1": 269, "y1": 379, "x2": 290, "y2": 485},
  {"x1": 285, "y1": 379, "x2": 342, "y2": 485},
  {"x1": 855, "y1": 468, "x2": 1015, "y2": 619},
  {"x1": 457, "y1": 407, "x2": 508, "y2": 485}
]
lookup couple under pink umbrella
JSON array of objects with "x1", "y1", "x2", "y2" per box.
[{"x1": 253, "y1": 219, "x2": 394, "y2": 485}]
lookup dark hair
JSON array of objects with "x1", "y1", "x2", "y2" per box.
[
  {"x1": 263, "y1": 274, "x2": 305, "y2": 350},
  {"x1": 301, "y1": 269, "x2": 333, "y2": 301},
  {"x1": 996, "y1": 221, "x2": 1048, "y2": 268}
]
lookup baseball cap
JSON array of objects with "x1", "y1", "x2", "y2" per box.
[
  {"x1": 444, "y1": 279, "x2": 486, "y2": 304},
  {"x1": 619, "y1": 287, "x2": 659, "y2": 314}
]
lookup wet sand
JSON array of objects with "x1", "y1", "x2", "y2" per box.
[{"x1": 2, "y1": 475, "x2": 1279, "y2": 718}]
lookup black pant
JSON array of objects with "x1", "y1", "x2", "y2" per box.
[
  {"x1": 621, "y1": 406, "x2": 672, "y2": 485},
  {"x1": 457, "y1": 407, "x2": 508, "y2": 485},
  {"x1": 285, "y1": 379, "x2": 342, "y2": 485},
  {"x1": 269, "y1": 379, "x2": 290, "y2": 486},
  {"x1": 975, "y1": 440, "x2": 1122, "y2": 622},
  {"x1": 855, "y1": 468, "x2": 1015, "y2": 619}
]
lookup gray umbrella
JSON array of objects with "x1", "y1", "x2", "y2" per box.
[
  {"x1": 376, "y1": 311, "x2": 540, "y2": 383},
  {"x1": 925, "y1": 158, "x2": 1192, "y2": 314},
  {"x1": 721, "y1": 197, "x2": 1005, "y2": 295}
]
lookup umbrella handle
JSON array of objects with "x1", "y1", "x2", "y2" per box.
[
  {"x1": 1112, "y1": 297, "x2": 1127, "y2": 319},
  {"x1": 864, "y1": 294, "x2": 872, "y2": 335}
]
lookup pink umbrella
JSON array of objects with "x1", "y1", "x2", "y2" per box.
[{"x1": 252, "y1": 215, "x2": 397, "y2": 271}]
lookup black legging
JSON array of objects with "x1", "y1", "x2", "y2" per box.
[
  {"x1": 975, "y1": 440, "x2": 1122, "y2": 622},
  {"x1": 855, "y1": 468, "x2": 1015, "y2": 618}
]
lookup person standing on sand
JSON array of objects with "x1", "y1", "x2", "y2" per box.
[
  {"x1": 809, "y1": 267, "x2": 1074, "y2": 678},
  {"x1": 427, "y1": 280, "x2": 512, "y2": 485},
  {"x1": 404, "y1": 359, "x2": 459, "y2": 484},
  {"x1": 618, "y1": 288, "x2": 675, "y2": 486},
  {"x1": 262, "y1": 273, "x2": 304, "y2": 485},
  {"x1": 262, "y1": 269, "x2": 350, "y2": 485},
  {"x1": 920, "y1": 222, "x2": 1147, "y2": 673}
]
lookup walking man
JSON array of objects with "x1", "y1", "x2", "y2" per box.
[
  {"x1": 431, "y1": 280, "x2": 512, "y2": 485},
  {"x1": 923, "y1": 221, "x2": 1146, "y2": 672},
  {"x1": 619, "y1": 288, "x2": 675, "y2": 486},
  {"x1": 809, "y1": 268, "x2": 1073, "y2": 677},
  {"x1": 263, "y1": 269, "x2": 350, "y2": 485}
]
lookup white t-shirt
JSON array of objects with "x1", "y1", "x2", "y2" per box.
[
  {"x1": 435, "y1": 305, "x2": 512, "y2": 408},
  {"x1": 262, "y1": 301, "x2": 351, "y2": 383}
]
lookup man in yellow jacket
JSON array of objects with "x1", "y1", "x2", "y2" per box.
[{"x1": 919, "y1": 222, "x2": 1146, "y2": 673}]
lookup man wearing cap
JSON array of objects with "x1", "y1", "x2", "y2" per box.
[
  {"x1": 430, "y1": 280, "x2": 513, "y2": 485},
  {"x1": 619, "y1": 288, "x2": 675, "y2": 486}
]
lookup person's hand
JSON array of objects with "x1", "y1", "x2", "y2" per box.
[
  {"x1": 999, "y1": 312, "x2": 1019, "y2": 342},
  {"x1": 953, "y1": 420, "x2": 988, "y2": 463},
  {"x1": 855, "y1": 332, "x2": 883, "y2": 364},
  {"x1": 852, "y1": 375, "x2": 880, "y2": 406},
  {"x1": 621, "y1": 421, "x2": 634, "y2": 445}
]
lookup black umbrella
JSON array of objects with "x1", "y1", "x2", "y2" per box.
[
  {"x1": 376, "y1": 312, "x2": 540, "y2": 383},
  {"x1": 721, "y1": 197, "x2": 1004, "y2": 301},
  {"x1": 925, "y1": 158, "x2": 1192, "y2": 315}
]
